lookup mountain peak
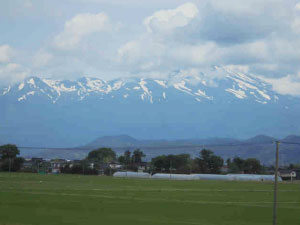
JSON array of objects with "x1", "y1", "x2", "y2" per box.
[
  {"x1": 282, "y1": 135, "x2": 300, "y2": 143},
  {"x1": 85, "y1": 135, "x2": 139, "y2": 148},
  {"x1": 244, "y1": 135, "x2": 276, "y2": 144}
]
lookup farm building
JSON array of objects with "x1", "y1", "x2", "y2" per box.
[
  {"x1": 50, "y1": 159, "x2": 67, "y2": 174},
  {"x1": 278, "y1": 169, "x2": 297, "y2": 181}
]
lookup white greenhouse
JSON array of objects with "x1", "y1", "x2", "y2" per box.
[
  {"x1": 113, "y1": 172, "x2": 281, "y2": 181},
  {"x1": 192, "y1": 174, "x2": 230, "y2": 181},
  {"x1": 113, "y1": 171, "x2": 151, "y2": 178},
  {"x1": 151, "y1": 173, "x2": 196, "y2": 180},
  {"x1": 226, "y1": 174, "x2": 280, "y2": 181}
]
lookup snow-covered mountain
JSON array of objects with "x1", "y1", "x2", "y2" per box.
[
  {"x1": 1, "y1": 67, "x2": 279, "y2": 104},
  {"x1": 0, "y1": 66, "x2": 299, "y2": 147}
]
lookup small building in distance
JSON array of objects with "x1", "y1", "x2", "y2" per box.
[
  {"x1": 137, "y1": 162, "x2": 150, "y2": 172},
  {"x1": 278, "y1": 169, "x2": 297, "y2": 181},
  {"x1": 109, "y1": 162, "x2": 122, "y2": 170},
  {"x1": 22, "y1": 158, "x2": 34, "y2": 171},
  {"x1": 294, "y1": 169, "x2": 300, "y2": 180},
  {"x1": 50, "y1": 159, "x2": 67, "y2": 174},
  {"x1": 22, "y1": 158, "x2": 49, "y2": 173}
]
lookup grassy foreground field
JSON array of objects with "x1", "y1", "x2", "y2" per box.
[{"x1": 0, "y1": 173, "x2": 299, "y2": 225}]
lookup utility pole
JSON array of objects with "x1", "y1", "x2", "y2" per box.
[
  {"x1": 82, "y1": 160, "x2": 85, "y2": 175},
  {"x1": 273, "y1": 141, "x2": 280, "y2": 225},
  {"x1": 9, "y1": 157, "x2": 11, "y2": 172},
  {"x1": 170, "y1": 160, "x2": 172, "y2": 180}
]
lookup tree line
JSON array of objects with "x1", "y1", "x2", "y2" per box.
[
  {"x1": 151, "y1": 149, "x2": 265, "y2": 174},
  {"x1": 0, "y1": 144, "x2": 285, "y2": 175}
]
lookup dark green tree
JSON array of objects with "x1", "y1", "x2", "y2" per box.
[
  {"x1": 151, "y1": 155, "x2": 167, "y2": 172},
  {"x1": 118, "y1": 155, "x2": 125, "y2": 165},
  {"x1": 0, "y1": 144, "x2": 24, "y2": 172},
  {"x1": 197, "y1": 149, "x2": 224, "y2": 174},
  {"x1": 132, "y1": 149, "x2": 145, "y2": 165},
  {"x1": 0, "y1": 144, "x2": 19, "y2": 159},
  {"x1": 231, "y1": 157, "x2": 245, "y2": 173},
  {"x1": 87, "y1": 148, "x2": 116, "y2": 163},
  {"x1": 124, "y1": 150, "x2": 131, "y2": 165},
  {"x1": 151, "y1": 154, "x2": 192, "y2": 174},
  {"x1": 228, "y1": 157, "x2": 263, "y2": 174},
  {"x1": 244, "y1": 158, "x2": 262, "y2": 174}
]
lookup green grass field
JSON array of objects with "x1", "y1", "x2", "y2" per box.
[{"x1": 0, "y1": 173, "x2": 299, "y2": 225}]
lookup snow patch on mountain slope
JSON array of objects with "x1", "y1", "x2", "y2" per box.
[
  {"x1": 112, "y1": 80, "x2": 123, "y2": 90},
  {"x1": 154, "y1": 80, "x2": 167, "y2": 88},
  {"x1": 18, "y1": 83, "x2": 24, "y2": 90},
  {"x1": 225, "y1": 88, "x2": 247, "y2": 99},
  {"x1": 27, "y1": 78, "x2": 37, "y2": 88},
  {"x1": 173, "y1": 81, "x2": 193, "y2": 95},
  {"x1": 228, "y1": 76, "x2": 257, "y2": 90},
  {"x1": 226, "y1": 74, "x2": 271, "y2": 101},
  {"x1": 59, "y1": 83, "x2": 76, "y2": 92},
  {"x1": 195, "y1": 89, "x2": 213, "y2": 100},
  {"x1": 18, "y1": 95, "x2": 26, "y2": 102},
  {"x1": 139, "y1": 79, "x2": 153, "y2": 103},
  {"x1": 2, "y1": 86, "x2": 11, "y2": 95},
  {"x1": 139, "y1": 79, "x2": 151, "y2": 95},
  {"x1": 256, "y1": 90, "x2": 271, "y2": 100},
  {"x1": 86, "y1": 78, "x2": 105, "y2": 92},
  {"x1": 18, "y1": 91, "x2": 35, "y2": 102},
  {"x1": 43, "y1": 79, "x2": 62, "y2": 97},
  {"x1": 256, "y1": 100, "x2": 268, "y2": 104},
  {"x1": 224, "y1": 68, "x2": 256, "y2": 84}
]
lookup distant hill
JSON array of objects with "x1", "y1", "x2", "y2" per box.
[
  {"x1": 282, "y1": 135, "x2": 300, "y2": 143},
  {"x1": 18, "y1": 135, "x2": 300, "y2": 165},
  {"x1": 244, "y1": 135, "x2": 275, "y2": 144},
  {"x1": 82, "y1": 136, "x2": 241, "y2": 149},
  {"x1": 84, "y1": 135, "x2": 140, "y2": 148}
]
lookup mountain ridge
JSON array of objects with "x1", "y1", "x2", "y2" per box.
[
  {"x1": 1, "y1": 67, "x2": 300, "y2": 147},
  {"x1": 0, "y1": 66, "x2": 286, "y2": 105},
  {"x1": 81, "y1": 134, "x2": 298, "y2": 149}
]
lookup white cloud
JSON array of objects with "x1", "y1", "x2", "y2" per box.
[
  {"x1": 168, "y1": 42, "x2": 220, "y2": 66},
  {"x1": 0, "y1": 44, "x2": 30, "y2": 85},
  {"x1": 116, "y1": 2, "x2": 289, "y2": 78},
  {"x1": 208, "y1": 0, "x2": 268, "y2": 15},
  {"x1": 117, "y1": 3, "x2": 203, "y2": 72},
  {"x1": 117, "y1": 41, "x2": 142, "y2": 64},
  {"x1": 0, "y1": 63, "x2": 30, "y2": 85},
  {"x1": 0, "y1": 45, "x2": 13, "y2": 63},
  {"x1": 264, "y1": 73, "x2": 300, "y2": 96},
  {"x1": 33, "y1": 51, "x2": 53, "y2": 67},
  {"x1": 291, "y1": 17, "x2": 300, "y2": 33},
  {"x1": 2, "y1": 0, "x2": 300, "y2": 94},
  {"x1": 117, "y1": 37, "x2": 165, "y2": 67},
  {"x1": 144, "y1": 2, "x2": 198, "y2": 33},
  {"x1": 224, "y1": 65, "x2": 249, "y2": 73},
  {"x1": 53, "y1": 12, "x2": 109, "y2": 50}
]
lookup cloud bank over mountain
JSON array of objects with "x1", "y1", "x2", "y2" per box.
[{"x1": 1, "y1": 0, "x2": 300, "y2": 96}]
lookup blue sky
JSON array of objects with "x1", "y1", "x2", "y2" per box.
[{"x1": 1, "y1": 0, "x2": 300, "y2": 96}]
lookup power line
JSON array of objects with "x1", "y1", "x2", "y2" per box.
[
  {"x1": 280, "y1": 141, "x2": 300, "y2": 146},
  {"x1": 17, "y1": 142, "x2": 275, "y2": 151}
]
